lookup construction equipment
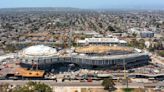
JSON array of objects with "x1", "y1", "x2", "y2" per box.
[{"x1": 15, "y1": 68, "x2": 45, "y2": 78}]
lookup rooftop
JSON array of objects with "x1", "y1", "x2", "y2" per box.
[
  {"x1": 75, "y1": 45, "x2": 133, "y2": 54},
  {"x1": 19, "y1": 45, "x2": 57, "y2": 57}
]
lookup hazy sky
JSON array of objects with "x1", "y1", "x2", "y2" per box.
[{"x1": 0, "y1": 0, "x2": 164, "y2": 9}]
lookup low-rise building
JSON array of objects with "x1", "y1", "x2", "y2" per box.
[
  {"x1": 140, "y1": 31, "x2": 154, "y2": 38},
  {"x1": 77, "y1": 37, "x2": 127, "y2": 46}
]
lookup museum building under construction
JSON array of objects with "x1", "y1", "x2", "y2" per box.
[{"x1": 17, "y1": 45, "x2": 150, "y2": 71}]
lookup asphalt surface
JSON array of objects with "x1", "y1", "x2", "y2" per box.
[
  {"x1": 0, "y1": 80, "x2": 164, "y2": 88},
  {"x1": 0, "y1": 80, "x2": 101, "y2": 86}
]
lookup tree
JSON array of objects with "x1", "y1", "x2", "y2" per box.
[
  {"x1": 13, "y1": 81, "x2": 52, "y2": 92},
  {"x1": 4, "y1": 44, "x2": 17, "y2": 53},
  {"x1": 102, "y1": 77, "x2": 116, "y2": 92},
  {"x1": 138, "y1": 39, "x2": 145, "y2": 49},
  {"x1": 0, "y1": 83, "x2": 10, "y2": 92},
  {"x1": 98, "y1": 22, "x2": 103, "y2": 28},
  {"x1": 158, "y1": 51, "x2": 164, "y2": 57},
  {"x1": 148, "y1": 44, "x2": 155, "y2": 52},
  {"x1": 122, "y1": 88, "x2": 134, "y2": 92},
  {"x1": 128, "y1": 39, "x2": 146, "y2": 49},
  {"x1": 132, "y1": 33, "x2": 137, "y2": 38},
  {"x1": 129, "y1": 39, "x2": 138, "y2": 48},
  {"x1": 106, "y1": 26, "x2": 115, "y2": 32}
]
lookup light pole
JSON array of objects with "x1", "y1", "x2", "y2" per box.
[{"x1": 123, "y1": 59, "x2": 128, "y2": 88}]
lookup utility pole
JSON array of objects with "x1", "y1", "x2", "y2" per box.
[
  {"x1": 31, "y1": 59, "x2": 34, "y2": 70},
  {"x1": 37, "y1": 58, "x2": 39, "y2": 70},
  {"x1": 123, "y1": 59, "x2": 128, "y2": 88}
]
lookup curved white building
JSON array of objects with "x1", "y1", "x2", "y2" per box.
[
  {"x1": 18, "y1": 45, "x2": 150, "y2": 71},
  {"x1": 19, "y1": 45, "x2": 58, "y2": 58},
  {"x1": 18, "y1": 45, "x2": 59, "y2": 71}
]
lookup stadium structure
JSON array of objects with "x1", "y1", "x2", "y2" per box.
[{"x1": 17, "y1": 45, "x2": 150, "y2": 71}]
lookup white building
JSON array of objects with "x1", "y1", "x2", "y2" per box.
[
  {"x1": 128, "y1": 28, "x2": 140, "y2": 35},
  {"x1": 19, "y1": 45, "x2": 58, "y2": 58},
  {"x1": 128, "y1": 28, "x2": 154, "y2": 38},
  {"x1": 77, "y1": 37, "x2": 127, "y2": 46}
]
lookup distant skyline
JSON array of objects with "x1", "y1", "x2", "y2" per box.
[{"x1": 0, "y1": 0, "x2": 164, "y2": 10}]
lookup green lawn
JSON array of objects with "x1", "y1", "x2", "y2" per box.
[{"x1": 122, "y1": 88, "x2": 134, "y2": 92}]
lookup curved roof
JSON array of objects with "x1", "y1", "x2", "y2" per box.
[{"x1": 20, "y1": 45, "x2": 57, "y2": 57}]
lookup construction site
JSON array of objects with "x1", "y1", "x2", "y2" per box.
[
  {"x1": 0, "y1": 44, "x2": 151, "y2": 79},
  {"x1": 15, "y1": 45, "x2": 149, "y2": 70}
]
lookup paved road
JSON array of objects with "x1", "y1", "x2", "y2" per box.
[
  {"x1": 1, "y1": 80, "x2": 164, "y2": 88},
  {"x1": 151, "y1": 55, "x2": 164, "y2": 65},
  {"x1": 0, "y1": 80, "x2": 101, "y2": 86},
  {"x1": 117, "y1": 82, "x2": 164, "y2": 88}
]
